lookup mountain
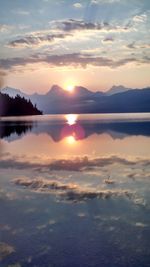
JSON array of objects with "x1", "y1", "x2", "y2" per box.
[
  {"x1": 1, "y1": 85, "x2": 150, "y2": 114},
  {"x1": 106, "y1": 85, "x2": 131, "y2": 95},
  {"x1": 1, "y1": 86, "x2": 29, "y2": 99}
]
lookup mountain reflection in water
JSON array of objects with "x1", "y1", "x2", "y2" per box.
[
  {"x1": 0, "y1": 114, "x2": 150, "y2": 142},
  {"x1": 0, "y1": 114, "x2": 150, "y2": 267}
]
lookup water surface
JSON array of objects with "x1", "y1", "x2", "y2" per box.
[{"x1": 0, "y1": 113, "x2": 150, "y2": 267}]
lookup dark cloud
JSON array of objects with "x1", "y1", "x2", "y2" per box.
[
  {"x1": 14, "y1": 177, "x2": 77, "y2": 191},
  {"x1": 114, "y1": 57, "x2": 137, "y2": 67},
  {"x1": 0, "y1": 155, "x2": 141, "y2": 172},
  {"x1": 102, "y1": 36, "x2": 115, "y2": 43},
  {"x1": 53, "y1": 19, "x2": 132, "y2": 33},
  {"x1": 0, "y1": 53, "x2": 110, "y2": 69},
  {"x1": 7, "y1": 33, "x2": 72, "y2": 48},
  {"x1": 62, "y1": 189, "x2": 133, "y2": 203},
  {"x1": 1, "y1": 52, "x2": 149, "y2": 71},
  {"x1": 14, "y1": 177, "x2": 133, "y2": 203},
  {"x1": 126, "y1": 42, "x2": 136, "y2": 49}
]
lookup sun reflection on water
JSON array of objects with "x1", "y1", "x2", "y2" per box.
[
  {"x1": 65, "y1": 114, "x2": 78, "y2": 125},
  {"x1": 65, "y1": 135, "x2": 76, "y2": 145},
  {"x1": 62, "y1": 114, "x2": 85, "y2": 145}
]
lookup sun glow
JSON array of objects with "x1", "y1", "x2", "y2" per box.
[
  {"x1": 65, "y1": 114, "x2": 78, "y2": 125},
  {"x1": 66, "y1": 135, "x2": 76, "y2": 145},
  {"x1": 66, "y1": 84, "x2": 74, "y2": 93},
  {"x1": 64, "y1": 81, "x2": 75, "y2": 93}
]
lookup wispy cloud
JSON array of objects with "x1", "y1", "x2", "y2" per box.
[
  {"x1": 126, "y1": 42, "x2": 150, "y2": 50},
  {"x1": 91, "y1": 0, "x2": 120, "y2": 3},
  {"x1": 73, "y1": 3, "x2": 83, "y2": 9},
  {"x1": 12, "y1": 9, "x2": 30, "y2": 16},
  {"x1": 0, "y1": 24, "x2": 14, "y2": 33},
  {"x1": 7, "y1": 32, "x2": 72, "y2": 48},
  {"x1": 133, "y1": 13, "x2": 147, "y2": 23}
]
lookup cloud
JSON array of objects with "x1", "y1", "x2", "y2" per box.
[
  {"x1": 73, "y1": 3, "x2": 83, "y2": 8},
  {"x1": 1, "y1": 154, "x2": 149, "y2": 206},
  {"x1": 126, "y1": 42, "x2": 136, "y2": 49},
  {"x1": 135, "y1": 222, "x2": 148, "y2": 227},
  {"x1": 0, "y1": 154, "x2": 140, "y2": 172},
  {"x1": 0, "y1": 70, "x2": 7, "y2": 88},
  {"x1": 0, "y1": 242, "x2": 15, "y2": 260},
  {"x1": 91, "y1": 0, "x2": 120, "y2": 3},
  {"x1": 1, "y1": 51, "x2": 147, "y2": 71},
  {"x1": 102, "y1": 36, "x2": 115, "y2": 43},
  {"x1": 51, "y1": 19, "x2": 133, "y2": 33},
  {"x1": 7, "y1": 32, "x2": 72, "y2": 48},
  {"x1": 13, "y1": 176, "x2": 133, "y2": 203},
  {"x1": 13, "y1": 174, "x2": 147, "y2": 207},
  {"x1": 133, "y1": 14, "x2": 147, "y2": 23},
  {"x1": 126, "y1": 42, "x2": 150, "y2": 50},
  {"x1": 14, "y1": 177, "x2": 77, "y2": 191},
  {"x1": 0, "y1": 70, "x2": 7, "y2": 77},
  {"x1": 0, "y1": 24, "x2": 14, "y2": 33},
  {"x1": 12, "y1": 9, "x2": 30, "y2": 16}
]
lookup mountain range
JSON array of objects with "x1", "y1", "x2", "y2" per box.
[{"x1": 1, "y1": 85, "x2": 150, "y2": 114}]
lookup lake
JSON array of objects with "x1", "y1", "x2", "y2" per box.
[{"x1": 0, "y1": 113, "x2": 150, "y2": 267}]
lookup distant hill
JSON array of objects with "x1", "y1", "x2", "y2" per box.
[
  {"x1": 1, "y1": 85, "x2": 150, "y2": 114},
  {"x1": 1, "y1": 86, "x2": 28, "y2": 98},
  {"x1": 0, "y1": 93, "x2": 42, "y2": 116},
  {"x1": 106, "y1": 85, "x2": 131, "y2": 95}
]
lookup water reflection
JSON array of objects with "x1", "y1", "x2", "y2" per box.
[
  {"x1": 0, "y1": 121, "x2": 33, "y2": 140},
  {"x1": 65, "y1": 135, "x2": 76, "y2": 145},
  {"x1": 0, "y1": 114, "x2": 150, "y2": 267},
  {"x1": 65, "y1": 114, "x2": 78, "y2": 125},
  {"x1": 1, "y1": 114, "x2": 150, "y2": 143},
  {"x1": 61, "y1": 123, "x2": 85, "y2": 142}
]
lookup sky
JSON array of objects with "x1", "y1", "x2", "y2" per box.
[{"x1": 0, "y1": 0, "x2": 150, "y2": 94}]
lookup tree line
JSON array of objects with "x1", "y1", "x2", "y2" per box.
[{"x1": 0, "y1": 93, "x2": 42, "y2": 116}]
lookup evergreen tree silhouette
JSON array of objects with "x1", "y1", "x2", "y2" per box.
[{"x1": 0, "y1": 93, "x2": 42, "y2": 116}]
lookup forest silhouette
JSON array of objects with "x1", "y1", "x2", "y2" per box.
[{"x1": 0, "y1": 93, "x2": 42, "y2": 116}]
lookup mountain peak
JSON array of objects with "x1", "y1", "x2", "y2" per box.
[
  {"x1": 1, "y1": 86, "x2": 26, "y2": 98},
  {"x1": 45, "y1": 84, "x2": 64, "y2": 96},
  {"x1": 106, "y1": 85, "x2": 131, "y2": 95},
  {"x1": 74, "y1": 86, "x2": 93, "y2": 96}
]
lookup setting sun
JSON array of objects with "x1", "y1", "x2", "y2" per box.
[{"x1": 65, "y1": 84, "x2": 75, "y2": 93}]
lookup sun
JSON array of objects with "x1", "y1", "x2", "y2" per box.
[{"x1": 65, "y1": 84, "x2": 75, "y2": 93}]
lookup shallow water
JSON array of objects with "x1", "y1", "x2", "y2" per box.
[{"x1": 0, "y1": 113, "x2": 150, "y2": 267}]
